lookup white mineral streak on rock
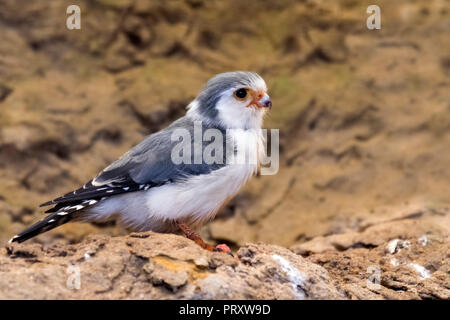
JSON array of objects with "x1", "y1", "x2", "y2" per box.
[
  {"x1": 408, "y1": 263, "x2": 431, "y2": 280},
  {"x1": 418, "y1": 235, "x2": 428, "y2": 246},
  {"x1": 386, "y1": 239, "x2": 410, "y2": 254},
  {"x1": 386, "y1": 239, "x2": 400, "y2": 254},
  {"x1": 272, "y1": 254, "x2": 307, "y2": 300}
]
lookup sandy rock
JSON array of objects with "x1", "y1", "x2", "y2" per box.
[
  {"x1": 0, "y1": 232, "x2": 346, "y2": 299},
  {"x1": 293, "y1": 210, "x2": 450, "y2": 300},
  {"x1": 291, "y1": 207, "x2": 449, "y2": 255}
]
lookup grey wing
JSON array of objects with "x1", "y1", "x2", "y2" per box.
[
  {"x1": 92, "y1": 116, "x2": 227, "y2": 185},
  {"x1": 41, "y1": 116, "x2": 227, "y2": 209}
]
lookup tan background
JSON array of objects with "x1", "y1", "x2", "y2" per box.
[{"x1": 0, "y1": 0, "x2": 449, "y2": 250}]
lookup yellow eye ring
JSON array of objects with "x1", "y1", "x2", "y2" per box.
[{"x1": 233, "y1": 88, "x2": 248, "y2": 100}]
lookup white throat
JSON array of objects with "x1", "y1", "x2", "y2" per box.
[{"x1": 187, "y1": 97, "x2": 266, "y2": 130}]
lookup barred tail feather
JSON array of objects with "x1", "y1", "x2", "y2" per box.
[
  {"x1": 8, "y1": 212, "x2": 73, "y2": 243},
  {"x1": 8, "y1": 199, "x2": 100, "y2": 243}
]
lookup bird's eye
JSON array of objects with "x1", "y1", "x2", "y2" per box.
[{"x1": 234, "y1": 88, "x2": 248, "y2": 100}]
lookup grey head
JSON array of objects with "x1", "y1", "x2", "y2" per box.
[{"x1": 188, "y1": 71, "x2": 270, "y2": 128}]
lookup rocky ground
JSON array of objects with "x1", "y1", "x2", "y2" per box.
[
  {"x1": 1, "y1": 232, "x2": 346, "y2": 299},
  {"x1": 0, "y1": 0, "x2": 449, "y2": 299},
  {"x1": 1, "y1": 209, "x2": 448, "y2": 299}
]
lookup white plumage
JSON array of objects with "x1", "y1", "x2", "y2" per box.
[{"x1": 87, "y1": 128, "x2": 264, "y2": 232}]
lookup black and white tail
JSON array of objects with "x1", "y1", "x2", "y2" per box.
[
  {"x1": 9, "y1": 211, "x2": 73, "y2": 243},
  {"x1": 7, "y1": 200, "x2": 99, "y2": 243},
  {"x1": 8, "y1": 179, "x2": 158, "y2": 243}
]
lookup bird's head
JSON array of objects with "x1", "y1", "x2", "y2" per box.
[{"x1": 187, "y1": 71, "x2": 271, "y2": 129}]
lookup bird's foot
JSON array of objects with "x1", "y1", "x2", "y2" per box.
[
  {"x1": 214, "y1": 243, "x2": 231, "y2": 253},
  {"x1": 213, "y1": 243, "x2": 234, "y2": 257},
  {"x1": 177, "y1": 221, "x2": 233, "y2": 256}
]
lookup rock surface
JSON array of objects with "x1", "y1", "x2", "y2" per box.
[
  {"x1": 1, "y1": 232, "x2": 346, "y2": 299},
  {"x1": 295, "y1": 207, "x2": 450, "y2": 300},
  {"x1": 1, "y1": 206, "x2": 448, "y2": 300}
]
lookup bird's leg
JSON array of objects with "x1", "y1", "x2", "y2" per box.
[
  {"x1": 176, "y1": 221, "x2": 231, "y2": 254},
  {"x1": 177, "y1": 221, "x2": 213, "y2": 250}
]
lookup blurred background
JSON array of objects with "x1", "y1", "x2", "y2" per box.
[{"x1": 0, "y1": 0, "x2": 449, "y2": 251}]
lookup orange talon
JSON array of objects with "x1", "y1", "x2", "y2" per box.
[{"x1": 214, "y1": 243, "x2": 231, "y2": 253}]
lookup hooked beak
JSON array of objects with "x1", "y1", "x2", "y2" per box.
[{"x1": 256, "y1": 93, "x2": 272, "y2": 109}]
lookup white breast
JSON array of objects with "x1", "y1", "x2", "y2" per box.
[{"x1": 87, "y1": 129, "x2": 265, "y2": 232}]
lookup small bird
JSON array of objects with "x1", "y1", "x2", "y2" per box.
[{"x1": 9, "y1": 71, "x2": 272, "y2": 252}]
